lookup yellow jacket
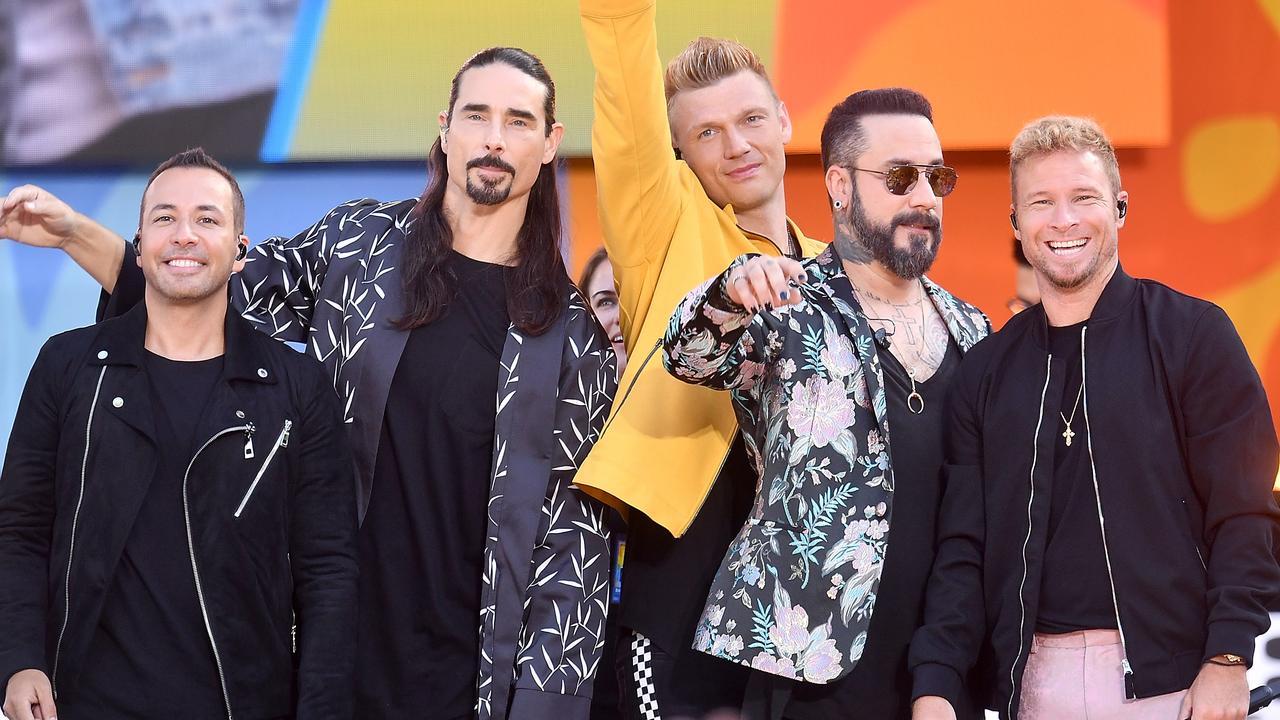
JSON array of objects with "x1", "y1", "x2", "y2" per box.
[{"x1": 576, "y1": 0, "x2": 825, "y2": 536}]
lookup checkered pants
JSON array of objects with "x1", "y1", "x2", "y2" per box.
[{"x1": 625, "y1": 631, "x2": 662, "y2": 720}]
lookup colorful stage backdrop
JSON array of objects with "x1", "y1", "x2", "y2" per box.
[{"x1": 1, "y1": 2, "x2": 1278, "y2": 466}]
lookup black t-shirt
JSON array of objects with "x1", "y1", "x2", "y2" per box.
[
  {"x1": 788, "y1": 339, "x2": 981, "y2": 720},
  {"x1": 617, "y1": 434, "x2": 756, "y2": 656},
  {"x1": 1035, "y1": 321, "x2": 1118, "y2": 634},
  {"x1": 72, "y1": 352, "x2": 226, "y2": 719},
  {"x1": 355, "y1": 251, "x2": 509, "y2": 720}
]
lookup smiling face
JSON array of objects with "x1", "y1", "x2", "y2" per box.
[
  {"x1": 439, "y1": 62, "x2": 563, "y2": 209},
  {"x1": 1012, "y1": 149, "x2": 1126, "y2": 291},
  {"x1": 137, "y1": 166, "x2": 246, "y2": 307},
  {"x1": 667, "y1": 70, "x2": 790, "y2": 213}
]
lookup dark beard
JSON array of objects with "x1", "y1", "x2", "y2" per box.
[
  {"x1": 845, "y1": 185, "x2": 942, "y2": 279},
  {"x1": 465, "y1": 155, "x2": 516, "y2": 205}
]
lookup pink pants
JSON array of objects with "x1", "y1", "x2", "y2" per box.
[{"x1": 1018, "y1": 629, "x2": 1188, "y2": 719}]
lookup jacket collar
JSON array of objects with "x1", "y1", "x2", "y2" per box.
[
  {"x1": 87, "y1": 300, "x2": 278, "y2": 385},
  {"x1": 724, "y1": 204, "x2": 818, "y2": 259},
  {"x1": 1028, "y1": 262, "x2": 1138, "y2": 349}
]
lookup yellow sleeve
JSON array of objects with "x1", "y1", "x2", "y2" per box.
[{"x1": 580, "y1": 0, "x2": 686, "y2": 274}]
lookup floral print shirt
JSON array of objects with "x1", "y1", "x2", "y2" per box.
[{"x1": 662, "y1": 246, "x2": 989, "y2": 683}]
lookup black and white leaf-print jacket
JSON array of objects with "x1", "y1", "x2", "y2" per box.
[
  {"x1": 105, "y1": 198, "x2": 618, "y2": 720},
  {"x1": 661, "y1": 247, "x2": 989, "y2": 684}
]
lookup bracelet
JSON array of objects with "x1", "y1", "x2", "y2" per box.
[{"x1": 1205, "y1": 659, "x2": 1245, "y2": 667}]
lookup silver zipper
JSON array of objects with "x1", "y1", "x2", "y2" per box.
[
  {"x1": 1181, "y1": 498, "x2": 1208, "y2": 571},
  {"x1": 52, "y1": 366, "x2": 107, "y2": 696},
  {"x1": 243, "y1": 422, "x2": 256, "y2": 459},
  {"x1": 1008, "y1": 354, "x2": 1053, "y2": 719},
  {"x1": 233, "y1": 420, "x2": 292, "y2": 518},
  {"x1": 184, "y1": 424, "x2": 252, "y2": 720},
  {"x1": 600, "y1": 339, "x2": 661, "y2": 436},
  {"x1": 1078, "y1": 326, "x2": 1137, "y2": 697}
]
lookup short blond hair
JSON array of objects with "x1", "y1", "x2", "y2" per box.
[
  {"x1": 1010, "y1": 115, "x2": 1121, "y2": 200},
  {"x1": 664, "y1": 36, "x2": 776, "y2": 108}
]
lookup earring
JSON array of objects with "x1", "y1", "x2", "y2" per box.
[{"x1": 833, "y1": 199, "x2": 844, "y2": 210}]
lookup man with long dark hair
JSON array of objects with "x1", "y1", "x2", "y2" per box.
[{"x1": 1, "y1": 47, "x2": 618, "y2": 720}]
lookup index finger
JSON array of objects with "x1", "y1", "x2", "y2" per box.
[{"x1": 777, "y1": 257, "x2": 807, "y2": 283}]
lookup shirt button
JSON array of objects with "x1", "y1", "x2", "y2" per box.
[
  {"x1": 257, "y1": 368, "x2": 268, "y2": 378},
  {"x1": 97, "y1": 350, "x2": 108, "y2": 360},
  {"x1": 112, "y1": 397, "x2": 124, "y2": 408}
]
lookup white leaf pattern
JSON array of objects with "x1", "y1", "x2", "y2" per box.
[{"x1": 230, "y1": 198, "x2": 617, "y2": 718}]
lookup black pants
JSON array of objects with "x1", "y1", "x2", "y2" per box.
[{"x1": 615, "y1": 630, "x2": 750, "y2": 720}]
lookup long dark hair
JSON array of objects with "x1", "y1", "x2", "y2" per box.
[{"x1": 395, "y1": 47, "x2": 566, "y2": 335}]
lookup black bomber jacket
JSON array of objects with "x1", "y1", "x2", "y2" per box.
[{"x1": 909, "y1": 265, "x2": 1280, "y2": 718}]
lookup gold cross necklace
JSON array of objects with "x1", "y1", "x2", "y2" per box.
[{"x1": 1059, "y1": 378, "x2": 1084, "y2": 447}]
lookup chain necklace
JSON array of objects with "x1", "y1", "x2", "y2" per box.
[
  {"x1": 1059, "y1": 378, "x2": 1084, "y2": 446},
  {"x1": 855, "y1": 282, "x2": 928, "y2": 414}
]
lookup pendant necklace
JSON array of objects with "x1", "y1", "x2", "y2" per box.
[
  {"x1": 904, "y1": 287, "x2": 928, "y2": 415},
  {"x1": 1060, "y1": 378, "x2": 1083, "y2": 446}
]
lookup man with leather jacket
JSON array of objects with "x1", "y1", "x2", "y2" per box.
[{"x1": 0, "y1": 148, "x2": 357, "y2": 720}]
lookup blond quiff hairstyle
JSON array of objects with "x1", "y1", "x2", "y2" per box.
[
  {"x1": 1010, "y1": 115, "x2": 1122, "y2": 201},
  {"x1": 664, "y1": 36, "x2": 776, "y2": 108}
]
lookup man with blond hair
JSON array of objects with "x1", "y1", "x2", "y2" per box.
[
  {"x1": 579, "y1": 1, "x2": 825, "y2": 714},
  {"x1": 910, "y1": 116, "x2": 1280, "y2": 720}
]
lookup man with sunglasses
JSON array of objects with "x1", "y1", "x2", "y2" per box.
[
  {"x1": 910, "y1": 116, "x2": 1279, "y2": 720},
  {"x1": 661, "y1": 87, "x2": 989, "y2": 719}
]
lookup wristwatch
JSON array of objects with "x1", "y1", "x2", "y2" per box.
[{"x1": 1209, "y1": 653, "x2": 1247, "y2": 666}]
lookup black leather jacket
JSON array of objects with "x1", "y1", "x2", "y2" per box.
[{"x1": 0, "y1": 304, "x2": 358, "y2": 719}]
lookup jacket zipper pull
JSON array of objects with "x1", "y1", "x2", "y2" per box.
[
  {"x1": 244, "y1": 422, "x2": 256, "y2": 459},
  {"x1": 1122, "y1": 659, "x2": 1136, "y2": 699},
  {"x1": 281, "y1": 419, "x2": 292, "y2": 448}
]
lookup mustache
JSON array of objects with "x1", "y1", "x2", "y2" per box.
[
  {"x1": 466, "y1": 155, "x2": 516, "y2": 175},
  {"x1": 891, "y1": 210, "x2": 940, "y2": 230}
]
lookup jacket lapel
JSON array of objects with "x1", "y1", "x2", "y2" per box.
[
  {"x1": 817, "y1": 250, "x2": 891, "y2": 429},
  {"x1": 340, "y1": 223, "x2": 411, "y2": 523},
  {"x1": 483, "y1": 309, "x2": 568, "y2": 720},
  {"x1": 922, "y1": 275, "x2": 989, "y2": 352}
]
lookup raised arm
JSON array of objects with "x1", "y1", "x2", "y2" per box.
[
  {"x1": 579, "y1": 0, "x2": 687, "y2": 321},
  {"x1": 1, "y1": 185, "x2": 127, "y2": 292}
]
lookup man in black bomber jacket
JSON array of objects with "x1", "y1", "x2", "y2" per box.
[
  {"x1": 910, "y1": 116, "x2": 1279, "y2": 720},
  {"x1": 0, "y1": 149, "x2": 357, "y2": 720}
]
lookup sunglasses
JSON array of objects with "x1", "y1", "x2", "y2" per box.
[{"x1": 852, "y1": 164, "x2": 959, "y2": 197}]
